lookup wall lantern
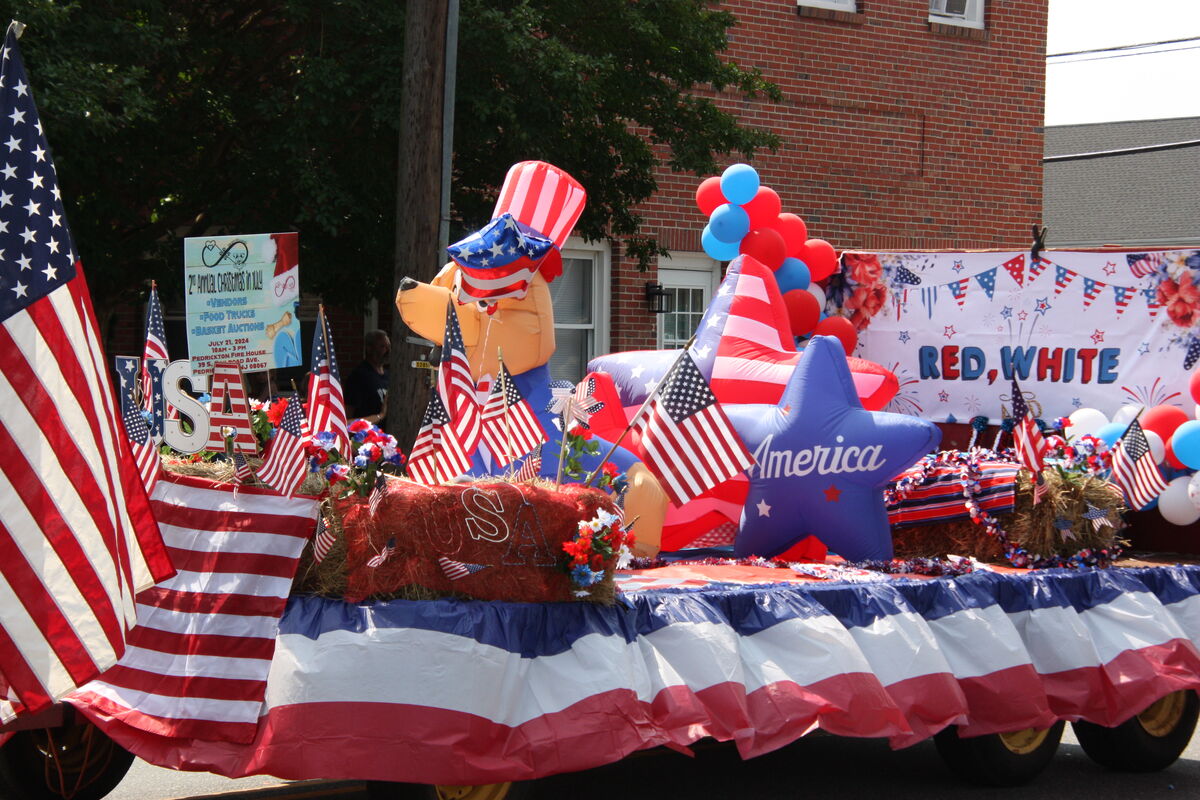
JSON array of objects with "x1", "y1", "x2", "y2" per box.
[{"x1": 645, "y1": 282, "x2": 673, "y2": 314}]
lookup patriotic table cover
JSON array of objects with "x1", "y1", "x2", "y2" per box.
[{"x1": 71, "y1": 563, "x2": 1200, "y2": 785}]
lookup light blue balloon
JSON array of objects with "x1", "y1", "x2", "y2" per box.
[
  {"x1": 701, "y1": 225, "x2": 741, "y2": 261},
  {"x1": 720, "y1": 163, "x2": 760, "y2": 205},
  {"x1": 1094, "y1": 422, "x2": 1126, "y2": 447},
  {"x1": 708, "y1": 203, "x2": 750, "y2": 244},
  {"x1": 1172, "y1": 420, "x2": 1200, "y2": 469},
  {"x1": 775, "y1": 257, "x2": 811, "y2": 293}
]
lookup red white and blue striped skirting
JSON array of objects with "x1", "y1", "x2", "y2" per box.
[{"x1": 76, "y1": 565, "x2": 1200, "y2": 785}]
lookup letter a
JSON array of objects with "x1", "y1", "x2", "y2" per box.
[{"x1": 205, "y1": 362, "x2": 259, "y2": 455}]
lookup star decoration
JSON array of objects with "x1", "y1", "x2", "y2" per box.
[
  {"x1": 938, "y1": 390, "x2": 950, "y2": 403},
  {"x1": 1103, "y1": 261, "x2": 1116, "y2": 276},
  {"x1": 1034, "y1": 297, "x2": 1051, "y2": 315},
  {"x1": 898, "y1": 330, "x2": 911, "y2": 344},
  {"x1": 1072, "y1": 398, "x2": 1082, "y2": 408},
  {"x1": 756, "y1": 500, "x2": 771, "y2": 517},
  {"x1": 952, "y1": 260, "x2": 964, "y2": 273},
  {"x1": 1139, "y1": 342, "x2": 1151, "y2": 355},
  {"x1": 1090, "y1": 329, "x2": 1105, "y2": 344},
  {"x1": 1018, "y1": 310, "x2": 1029, "y2": 321},
  {"x1": 726, "y1": 337, "x2": 941, "y2": 561},
  {"x1": 1000, "y1": 306, "x2": 1013, "y2": 320},
  {"x1": 823, "y1": 484, "x2": 841, "y2": 502},
  {"x1": 943, "y1": 325, "x2": 957, "y2": 339}
]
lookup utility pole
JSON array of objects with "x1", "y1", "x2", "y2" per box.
[{"x1": 388, "y1": 0, "x2": 450, "y2": 445}]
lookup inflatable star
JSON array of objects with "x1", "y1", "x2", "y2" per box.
[{"x1": 725, "y1": 336, "x2": 941, "y2": 561}]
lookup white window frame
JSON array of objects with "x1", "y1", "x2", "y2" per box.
[
  {"x1": 929, "y1": 0, "x2": 985, "y2": 30},
  {"x1": 552, "y1": 237, "x2": 610, "y2": 380},
  {"x1": 797, "y1": 0, "x2": 857, "y2": 11},
  {"x1": 656, "y1": 252, "x2": 720, "y2": 349}
]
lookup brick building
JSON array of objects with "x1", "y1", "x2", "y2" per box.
[{"x1": 109, "y1": 1, "x2": 1048, "y2": 389}]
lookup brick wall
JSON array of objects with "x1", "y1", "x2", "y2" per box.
[{"x1": 614, "y1": 0, "x2": 1047, "y2": 350}]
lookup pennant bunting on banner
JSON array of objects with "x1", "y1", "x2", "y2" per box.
[
  {"x1": 1002, "y1": 254, "x2": 1026, "y2": 288},
  {"x1": 973, "y1": 267, "x2": 998, "y2": 300},
  {"x1": 949, "y1": 278, "x2": 969, "y2": 307},
  {"x1": 1082, "y1": 277, "x2": 1106, "y2": 308},
  {"x1": 1113, "y1": 286, "x2": 1134, "y2": 315},
  {"x1": 1144, "y1": 285, "x2": 1162, "y2": 319},
  {"x1": 920, "y1": 286, "x2": 938, "y2": 319},
  {"x1": 894, "y1": 265, "x2": 921, "y2": 285},
  {"x1": 1054, "y1": 265, "x2": 1076, "y2": 295},
  {"x1": 1028, "y1": 256, "x2": 1050, "y2": 282}
]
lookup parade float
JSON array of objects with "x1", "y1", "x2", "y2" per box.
[{"x1": 3, "y1": 35, "x2": 1200, "y2": 796}]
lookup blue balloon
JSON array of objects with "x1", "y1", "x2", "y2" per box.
[
  {"x1": 1172, "y1": 420, "x2": 1200, "y2": 469},
  {"x1": 726, "y1": 337, "x2": 942, "y2": 561},
  {"x1": 702, "y1": 225, "x2": 741, "y2": 261},
  {"x1": 1094, "y1": 422, "x2": 1126, "y2": 447},
  {"x1": 775, "y1": 257, "x2": 811, "y2": 293},
  {"x1": 720, "y1": 163, "x2": 759, "y2": 205},
  {"x1": 708, "y1": 203, "x2": 750, "y2": 244}
]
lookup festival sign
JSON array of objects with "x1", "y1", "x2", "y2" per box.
[
  {"x1": 183, "y1": 232, "x2": 303, "y2": 375},
  {"x1": 838, "y1": 248, "x2": 1200, "y2": 422}
]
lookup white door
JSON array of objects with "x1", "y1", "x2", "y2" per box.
[{"x1": 657, "y1": 257, "x2": 719, "y2": 349}]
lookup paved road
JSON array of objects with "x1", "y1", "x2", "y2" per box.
[{"x1": 112, "y1": 726, "x2": 1200, "y2": 800}]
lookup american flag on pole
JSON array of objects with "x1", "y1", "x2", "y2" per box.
[
  {"x1": 310, "y1": 515, "x2": 336, "y2": 565},
  {"x1": 305, "y1": 306, "x2": 349, "y2": 457},
  {"x1": 632, "y1": 352, "x2": 755, "y2": 506},
  {"x1": 513, "y1": 453, "x2": 542, "y2": 482},
  {"x1": 123, "y1": 402, "x2": 160, "y2": 493},
  {"x1": 366, "y1": 537, "x2": 397, "y2": 568},
  {"x1": 480, "y1": 365, "x2": 545, "y2": 466},
  {"x1": 1010, "y1": 380, "x2": 1048, "y2": 503},
  {"x1": 438, "y1": 299, "x2": 480, "y2": 456},
  {"x1": 69, "y1": 474, "x2": 319, "y2": 743},
  {"x1": 256, "y1": 397, "x2": 309, "y2": 497},
  {"x1": 0, "y1": 26, "x2": 173, "y2": 722},
  {"x1": 140, "y1": 282, "x2": 168, "y2": 414},
  {"x1": 1110, "y1": 418, "x2": 1170, "y2": 510},
  {"x1": 438, "y1": 556, "x2": 490, "y2": 581},
  {"x1": 407, "y1": 389, "x2": 472, "y2": 486},
  {"x1": 231, "y1": 451, "x2": 255, "y2": 485}
]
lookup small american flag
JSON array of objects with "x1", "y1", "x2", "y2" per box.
[
  {"x1": 141, "y1": 283, "x2": 168, "y2": 415},
  {"x1": 438, "y1": 556, "x2": 490, "y2": 581},
  {"x1": 306, "y1": 306, "x2": 349, "y2": 457},
  {"x1": 513, "y1": 453, "x2": 543, "y2": 482},
  {"x1": 1127, "y1": 252, "x2": 1165, "y2": 279},
  {"x1": 366, "y1": 537, "x2": 397, "y2": 568},
  {"x1": 633, "y1": 352, "x2": 755, "y2": 506},
  {"x1": 407, "y1": 389, "x2": 472, "y2": 485},
  {"x1": 1010, "y1": 380, "x2": 1048, "y2": 502},
  {"x1": 1110, "y1": 419, "x2": 1170, "y2": 510},
  {"x1": 368, "y1": 472, "x2": 387, "y2": 516},
  {"x1": 480, "y1": 365, "x2": 545, "y2": 466},
  {"x1": 123, "y1": 403, "x2": 160, "y2": 493},
  {"x1": 231, "y1": 451, "x2": 255, "y2": 485},
  {"x1": 311, "y1": 515, "x2": 336, "y2": 564},
  {"x1": 257, "y1": 397, "x2": 309, "y2": 497},
  {"x1": 439, "y1": 300, "x2": 480, "y2": 456}
]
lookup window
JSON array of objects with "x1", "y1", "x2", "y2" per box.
[
  {"x1": 547, "y1": 240, "x2": 609, "y2": 383},
  {"x1": 797, "y1": 0, "x2": 856, "y2": 11},
  {"x1": 656, "y1": 253, "x2": 720, "y2": 350},
  {"x1": 929, "y1": 0, "x2": 985, "y2": 29}
]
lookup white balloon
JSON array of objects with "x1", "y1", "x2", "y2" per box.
[
  {"x1": 1188, "y1": 472, "x2": 1200, "y2": 511},
  {"x1": 1159, "y1": 476, "x2": 1200, "y2": 525},
  {"x1": 1111, "y1": 405, "x2": 1144, "y2": 427},
  {"x1": 1194, "y1": 404, "x2": 1200, "y2": 420},
  {"x1": 1144, "y1": 429, "x2": 1166, "y2": 465},
  {"x1": 1067, "y1": 407, "x2": 1110, "y2": 439},
  {"x1": 806, "y1": 284, "x2": 826, "y2": 312}
]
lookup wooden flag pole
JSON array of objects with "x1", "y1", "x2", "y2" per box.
[{"x1": 583, "y1": 334, "x2": 697, "y2": 487}]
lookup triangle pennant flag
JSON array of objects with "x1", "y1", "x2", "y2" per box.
[
  {"x1": 973, "y1": 267, "x2": 998, "y2": 299},
  {"x1": 1002, "y1": 254, "x2": 1026, "y2": 288},
  {"x1": 1144, "y1": 285, "x2": 1162, "y2": 319},
  {"x1": 1113, "y1": 286, "x2": 1134, "y2": 315},
  {"x1": 1028, "y1": 256, "x2": 1050, "y2": 282},
  {"x1": 1082, "y1": 277, "x2": 1106, "y2": 308},
  {"x1": 949, "y1": 278, "x2": 969, "y2": 307},
  {"x1": 1054, "y1": 265, "x2": 1076, "y2": 296}
]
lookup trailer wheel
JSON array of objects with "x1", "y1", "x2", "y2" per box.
[
  {"x1": 934, "y1": 721, "x2": 1064, "y2": 787},
  {"x1": 1073, "y1": 690, "x2": 1200, "y2": 772},
  {"x1": 0, "y1": 716, "x2": 134, "y2": 800},
  {"x1": 365, "y1": 781, "x2": 533, "y2": 800}
]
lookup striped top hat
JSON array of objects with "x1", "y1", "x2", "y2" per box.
[{"x1": 449, "y1": 161, "x2": 586, "y2": 305}]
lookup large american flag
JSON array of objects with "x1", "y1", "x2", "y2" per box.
[
  {"x1": 256, "y1": 397, "x2": 308, "y2": 497},
  {"x1": 480, "y1": 365, "x2": 545, "y2": 466},
  {"x1": 69, "y1": 474, "x2": 319, "y2": 743},
  {"x1": 1110, "y1": 419, "x2": 1170, "y2": 510},
  {"x1": 632, "y1": 352, "x2": 755, "y2": 506},
  {"x1": 1010, "y1": 380, "x2": 1048, "y2": 500},
  {"x1": 438, "y1": 299, "x2": 480, "y2": 456},
  {"x1": 407, "y1": 388, "x2": 471, "y2": 485},
  {"x1": 141, "y1": 283, "x2": 168, "y2": 418},
  {"x1": 0, "y1": 26, "x2": 173, "y2": 722},
  {"x1": 305, "y1": 306, "x2": 348, "y2": 457}
]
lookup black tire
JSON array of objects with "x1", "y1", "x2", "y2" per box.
[
  {"x1": 0, "y1": 716, "x2": 135, "y2": 800},
  {"x1": 365, "y1": 781, "x2": 534, "y2": 800},
  {"x1": 934, "y1": 721, "x2": 1064, "y2": 787},
  {"x1": 1073, "y1": 689, "x2": 1200, "y2": 772}
]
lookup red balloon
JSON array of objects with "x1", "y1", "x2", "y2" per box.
[
  {"x1": 739, "y1": 228, "x2": 787, "y2": 270},
  {"x1": 813, "y1": 316, "x2": 857, "y2": 355},
  {"x1": 1166, "y1": 439, "x2": 1188, "y2": 470},
  {"x1": 783, "y1": 289, "x2": 821, "y2": 338},
  {"x1": 1142, "y1": 404, "x2": 1190, "y2": 443},
  {"x1": 695, "y1": 177, "x2": 725, "y2": 216},
  {"x1": 1190, "y1": 371, "x2": 1200, "y2": 405},
  {"x1": 773, "y1": 213, "x2": 808, "y2": 258},
  {"x1": 742, "y1": 187, "x2": 782, "y2": 230},
  {"x1": 801, "y1": 238, "x2": 839, "y2": 281}
]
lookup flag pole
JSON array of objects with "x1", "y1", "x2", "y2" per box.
[
  {"x1": 583, "y1": 334, "x2": 697, "y2": 487},
  {"x1": 497, "y1": 347, "x2": 514, "y2": 468}
]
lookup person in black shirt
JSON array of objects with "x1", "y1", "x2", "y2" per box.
[{"x1": 344, "y1": 329, "x2": 390, "y2": 425}]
